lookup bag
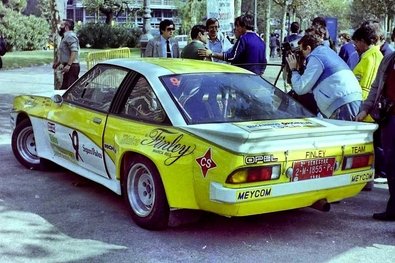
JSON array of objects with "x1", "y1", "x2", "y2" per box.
[
  {"x1": 0, "y1": 36, "x2": 7, "y2": 56},
  {"x1": 370, "y1": 94, "x2": 394, "y2": 124}
]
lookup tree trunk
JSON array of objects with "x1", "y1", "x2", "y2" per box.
[
  {"x1": 265, "y1": 0, "x2": 271, "y2": 61},
  {"x1": 234, "y1": 0, "x2": 241, "y2": 17},
  {"x1": 281, "y1": 1, "x2": 287, "y2": 46},
  {"x1": 53, "y1": 0, "x2": 66, "y2": 90},
  {"x1": 100, "y1": 6, "x2": 114, "y2": 25}
]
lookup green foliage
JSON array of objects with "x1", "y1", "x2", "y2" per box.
[
  {"x1": 175, "y1": 0, "x2": 207, "y2": 34},
  {"x1": 0, "y1": 7, "x2": 49, "y2": 50},
  {"x1": 77, "y1": 22, "x2": 142, "y2": 48},
  {"x1": 350, "y1": 0, "x2": 395, "y2": 28},
  {"x1": 2, "y1": 0, "x2": 27, "y2": 12},
  {"x1": 82, "y1": 0, "x2": 137, "y2": 24}
]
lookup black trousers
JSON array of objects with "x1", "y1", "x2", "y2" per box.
[
  {"x1": 381, "y1": 115, "x2": 395, "y2": 215},
  {"x1": 61, "y1": 63, "x2": 80, "y2": 90}
]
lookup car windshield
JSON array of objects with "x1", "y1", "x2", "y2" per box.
[{"x1": 161, "y1": 73, "x2": 314, "y2": 124}]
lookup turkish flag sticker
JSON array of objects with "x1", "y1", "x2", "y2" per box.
[{"x1": 196, "y1": 148, "x2": 217, "y2": 177}]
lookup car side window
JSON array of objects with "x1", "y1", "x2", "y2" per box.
[
  {"x1": 64, "y1": 65, "x2": 128, "y2": 112},
  {"x1": 120, "y1": 76, "x2": 166, "y2": 123}
]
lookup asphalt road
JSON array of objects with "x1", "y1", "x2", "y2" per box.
[{"x1": 0, "y1": 63, "x2": 394, "y2": 263}]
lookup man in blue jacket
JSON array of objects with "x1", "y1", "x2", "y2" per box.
[
  {"x1": 199, "y1": 14, "x2": 266, "y2": 75},
  {"x1": 338, "y1": 33, "x2": 359, "y2": 70},
  {"x1": 286, "y1": 27, "x2": 362, "y2": 120}
]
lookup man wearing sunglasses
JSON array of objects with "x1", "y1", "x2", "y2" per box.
[{"x1": 145, "y1": 19, "x2": 180, "y2": 58}]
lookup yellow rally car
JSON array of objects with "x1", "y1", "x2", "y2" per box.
[{"x1": 10, "y1": 59, "x2": 377, "y2": 230}]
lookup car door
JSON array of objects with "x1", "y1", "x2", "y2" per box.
[
  {"x1": 103, "y1": 74, "x2": 169, "y2": 178},
  {"x1": 46, "y1": 65, "x2": 129, "y2": 179}
]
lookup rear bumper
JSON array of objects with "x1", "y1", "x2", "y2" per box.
[{"x1": 207, "y1": 169, "x2": 373, "y2": 217}]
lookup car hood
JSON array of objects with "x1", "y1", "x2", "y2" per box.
[{"x1": 178, "y1": 118, "x2": 377, "y2": 154}]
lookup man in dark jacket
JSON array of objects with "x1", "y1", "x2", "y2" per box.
[
  {"x1": 181, "y1": 25, "x2": 208, "y2": 60},
  {"x1": 199, "y1": 14, "x2": 267, "y2": 75},
  {"x1": 356, "y1": 28, "x2": 395, "y2": 221}
]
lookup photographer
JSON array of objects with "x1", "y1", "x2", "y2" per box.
[{"x1": 286, "y1": 27, "x2": 362, "y2": 121}]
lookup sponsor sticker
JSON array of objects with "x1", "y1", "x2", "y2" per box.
[
  {"x1": 236, "y1": 187, "x2": 272, "y2": 201},
  {"x1": 237, "y1": 120, "x2": 320, "y2": 131},
  {"x1": 350, "y1": 171, "x2": 374, "y2": 183},
  {"x1": 196, "y1": 148, "x2": 217, "y2": 177},
  {"x1": 47, "y1": 122, "x2": 56, "y2": 133},
  {"x1": 141, "y1": 128, "x2": 195, "y2": 165},
  {"x1": 244, "y1": 154, "x2": 278, "y2": 164}
]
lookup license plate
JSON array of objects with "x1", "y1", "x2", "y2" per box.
[{"x1": 292, "y1": 158, "x2": 336, "y2": 181}]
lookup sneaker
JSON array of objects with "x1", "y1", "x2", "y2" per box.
[{"x1": 372, "y1": 212, "x2": 395, "y2": 221}]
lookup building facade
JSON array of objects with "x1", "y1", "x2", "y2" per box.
[{"x1": 66, "y1": 0, "x2": 180, "y2": 29}]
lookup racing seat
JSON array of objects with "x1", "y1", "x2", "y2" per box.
[{"x1": 181, "y1": 80, "x2": 223, "y2": 123}]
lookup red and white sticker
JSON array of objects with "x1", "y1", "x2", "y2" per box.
[{"x1": 195, "y1": 148, "x2": 217, "y2": 177}]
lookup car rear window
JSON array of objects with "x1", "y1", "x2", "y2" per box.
[{"x1": 160, "y1": 73, "x2": 314, "y2": 124}]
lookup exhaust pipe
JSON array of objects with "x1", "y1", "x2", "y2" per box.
[{"x1": 310, "y1": 199, "x2": 331, "y2": 212}]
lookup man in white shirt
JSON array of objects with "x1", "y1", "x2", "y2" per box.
[{"x1": 205, "y1": 18, "x2": 233, "y2": 63}]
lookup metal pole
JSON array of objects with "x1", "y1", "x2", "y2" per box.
[
  {"x1": 254, "y1": 0, "x2": 257, "y2": 31},
  {"x1": 140, "y1": 0, "x2": 153, "y2": 57}
]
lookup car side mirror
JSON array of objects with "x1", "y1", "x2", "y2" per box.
[{"x1": 51, "y1": 94, "x2": 63, "y2": 105}]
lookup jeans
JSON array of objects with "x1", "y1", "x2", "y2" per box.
[
  {"x1": 380, "y1": 115, "x2": 395, "y2": 215},
  {"x1": 330, "y1": 100, "x2": 361, "y2": 121}
]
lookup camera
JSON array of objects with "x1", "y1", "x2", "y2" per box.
[
  {"x1": 281, "y1": 37, "x2": 304, "y2": 84},
  {"x1": 281, "y1": 38, "x2": 300, "y2": 55}
]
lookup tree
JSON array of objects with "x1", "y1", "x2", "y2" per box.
[
  {"x1": 350, "y1": 0, "x2": 395, "y2": 32},
  {"x1": 175, "y1": 0, "x2": 206, "y2": 34},
  {"x1": 1, "y1": 0, "x2": 27, "y2": 12},
  {"x1": 234, "y1": 0, "x2": 241, "y2": 17},
  {"x1": 83, "y1": 0, "x2": 136, "y2": 24}
]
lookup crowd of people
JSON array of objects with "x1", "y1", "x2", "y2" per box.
[{"x1": 145, "y1": 14, "x2": 267, "y2": 75}]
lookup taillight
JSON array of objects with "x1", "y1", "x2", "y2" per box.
[
  {"x1": 342, "y1": 154, "x2": 374, "y2": 170},
  {"x1": 226, "y1": 165, "x2": 280, "y2": 184}
]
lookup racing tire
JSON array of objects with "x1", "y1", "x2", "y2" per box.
[
  {"x1": 11, "y1": 118, "x2": 41, "y2": 170},
  {"x1": 122, "y1": 156, "x2": 170, "y2": 230}
]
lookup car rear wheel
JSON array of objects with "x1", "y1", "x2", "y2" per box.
[
  {"x1": 122, "y1": 156, "x2": 169, "y2": 230},
  {"x1": 11, "y1": 118, "x2": 41, "y2": 170}
]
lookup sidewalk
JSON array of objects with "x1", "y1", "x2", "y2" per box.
[{"x1": 0, "y1": 63, "x2": 87, "y2": 144}]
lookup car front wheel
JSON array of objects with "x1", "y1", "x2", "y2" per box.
[
  {"x1": 122, "y1": 156, "x2": 169, "y2": 230},
  {"x1": 11, "y1": 118, "x2": 41, "y2": 170}
]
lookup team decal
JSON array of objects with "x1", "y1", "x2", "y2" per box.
[
  {"x1": 52, "y1": 144, "x2": 75, "y2": 162},
  {"x1": 305, "y1": 150, "x2": 326, "y2": 159},
  {"x1": 244, "y1": 154, "x2": 278, "y2": 165},
  {"x1": 104, "y1": 143, "x2": 117, "y2": 153},
  {"x1": 119, "y1": 134, "x2": 140, "y2": 146},
  {"x1": 47, "y1": 122, "x2": 56, "y2": 133},
  {"x1": 48, "y1": 131, "x2": 76, "y2": 161},
  {"x1": 352, "y1": 146, "x2": 366, "y2": 154},
  {"x1": 69, "y1": 130, "x2": 83, "y2": 162},
  {"x1": 82, "y1": 145, "x2": 102, "y2": 159},
  {"x1": 195, "y1": 148, "x2": 217, "y2": 177},
  {"x1": 350, "y1": 171, "x2": 374, "y2": 183},
  {"x1": 237, "y1": 187, "x2": 272, "y2": 201},
  {"x1": 49, "y1": 133, "x2": 58, "y2": 145},
  {"x1": 238, "y1": 120, "x2": 320, "y2": 130},
  {"x1": 141, "y1": 128, "x2": 195, "y2": 165}
]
